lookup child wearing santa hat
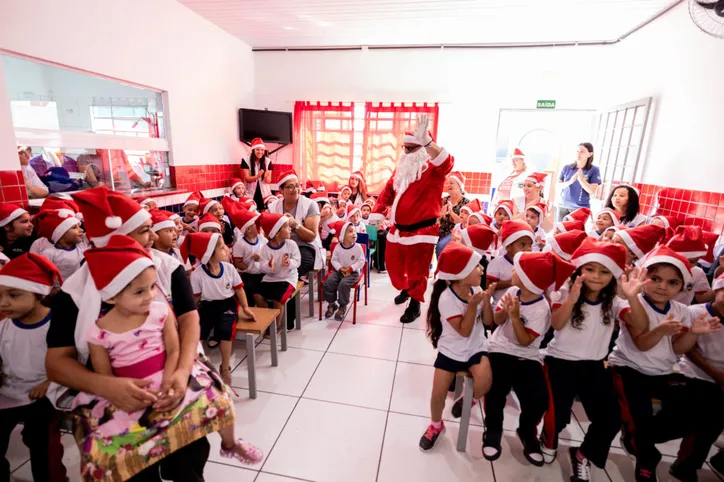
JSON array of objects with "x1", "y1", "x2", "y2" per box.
[
  {"x1": 183, "y1": 233, "x2": 256, "y2": 383},
  {"x1": 419, "y1": 243, "x2": 495, "y2": 452},
  {"x1": 324, "y1": 220, "x2": 365, "y2": 321},
  {"x1": 315, "y1": 194, "x2": 338, "y2": 250},
  {"x1": 601, "y1": 225, "x2": 621, "y2": 243},
  {"x1": 563, "y1": 207, "x2": 591, "y2": 226},
  {"x1": 589, "y1": 208, "x2": 620, "y2": 239},
  {"x1": 76, "y1": 236, "x2": 262, "y2": 473},
  {"x1": 344, "y1": 204, "x2": 366, "y2": 234},
  {"x1": 181, "y1": 191, "x2": 202, "y2": 234},
  {"x1": 200, "y1": 197, "x2": 235, "y2": 247},
  {"x1": 667, "y1": 225, "x2": 714, "y2": 305},
  {"x1": 335, "y1": 198, "x2": 348, "y2": 219},
  {"x1": 609, "y1": 245, "x2": 720, "y2": 481},
  {"x1": 666, "y1": 272, "x2": 724, "y2": 480},
  {"x1": 228, "y1": 178, "x2": 246, "y2": 201},
  {"x1": 150, "y1": 209, "x2": 192, "y2": 273},
  {"x1": 524, "y1": 202, "x2": 548, "y2": 251},
  {"x1": 32, "y1": 209, "x2": 89, "y2": 281},
  {"x1": 0, "y1": 202, "x2": 36, "y2": 260},
  {"x1": 650, "y1": 215, "x2": 678, "y2": 231},
  {"x1": 0, "y1": 253, "x2": 68, "y2": 482},
  {"x1": 255, "y1": 213, "x2": 301, "y2": 333},
  {"x1": 198, "y1": 213, "x2": 222, "y2": 234},
  {"x1": 139, "y1": 197, "x2": 158, "y2": 211},
  {"x1": 612, "y1": 224, "x2": 665, "y2": 267},
  {"x1": 491, "y1": 200, "x2": 515, "y2": 232},
  {"x1": 541, "y1": 239, "x2": 650, "y2": 476},
  {"x1": 338, "y1": 185, "x2": 352, "y2": 203},
  {"x1": 483, "y1": 251, "x2": 576, "y2": 465},
  {"x1": 459, "y1": 224, "x2": 497, "y2": 288},
  {"x1": 231, "y1": 209, "x2": 266, "y2": 307},
  {"x1": 486, "y1": 220, "x2": 535, "y2": 305}
]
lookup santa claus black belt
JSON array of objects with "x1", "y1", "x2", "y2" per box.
[{"x1": 395, "y1": 218, "x2": 438, "y2": 233}]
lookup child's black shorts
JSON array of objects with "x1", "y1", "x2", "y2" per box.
[
  {"x1": 241, "y1": 273, "x2": 265, "y2": 297},
  {"x1": 434, "y1": 351, "x2": 488, "y2": 373},
  {"x1": 259, "y1": 281, "x2": 296, "y2": 304},
  {"x1": 199, "y1": 297, "x2": 238, "y2": 341}
]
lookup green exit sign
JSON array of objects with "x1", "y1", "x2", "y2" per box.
[{"x1": 537, "y1": 100, "x2": 556, "y2": 109}]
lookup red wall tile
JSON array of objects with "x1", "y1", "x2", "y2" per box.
[{"x1": 0, "y1": 170, "x2": 27, "y2": 205}]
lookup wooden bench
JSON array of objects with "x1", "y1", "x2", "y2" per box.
[
  {"x1": 453, "y1": 371, "x2": 475, "y2": 452},
  {"x1": 235, "y1": 306, "x2": 281, "y2": 399}
]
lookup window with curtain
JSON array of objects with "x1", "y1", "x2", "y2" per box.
[{"x1": 293, "y1": 101, "x2": 439, "y2": 193}]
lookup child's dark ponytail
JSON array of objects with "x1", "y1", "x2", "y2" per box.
[{"x1": 426, "y1": 280, "x2": 449, "y2": 349}]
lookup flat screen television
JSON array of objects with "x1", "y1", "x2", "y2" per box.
[{"x1": 238, "y1": 108, "x2": 293, "y2": 144}]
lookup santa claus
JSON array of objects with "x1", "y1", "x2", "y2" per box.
[{"x1": 368, "y1": 114, "x2": 454, "y2": 323}]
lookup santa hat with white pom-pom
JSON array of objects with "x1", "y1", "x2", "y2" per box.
[{"x1": 72, "y1": 186, "x2": 151, "y2": 248}]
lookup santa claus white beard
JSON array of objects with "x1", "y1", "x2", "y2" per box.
[{"x1": 394, "y1": 147, "x2": 429, "y2": 193}]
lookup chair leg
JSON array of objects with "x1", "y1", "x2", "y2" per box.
[
  {"x1": 269, "y1": 321, "x2": 278, "y2": 367},
  {"x1": 295, "y1": 289, "x2": 302, "y2": 331},
  {"x1": 245, "y1": 334, "x2": 256, "y2": 399},
  {"x1": 308, "y1": 271, "x2": 314, "y2": 318},
  {"x1": 353, "y1": 288, "x2": 357, "y2": 325},
  {"x1": 454, "y1": 375, "x2": 463, "y2": 399},
  {"x1": 364, "y1": 274, "x2": 368, "y2": 305},
  {"x1": 457, "y1": 377, "x2": 474, "y2": 452}
]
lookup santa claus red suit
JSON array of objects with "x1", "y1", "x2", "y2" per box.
[{"x1": 369, "y1": 115, "x2": 454, "y2": 323}]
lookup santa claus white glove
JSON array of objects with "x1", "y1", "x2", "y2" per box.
[{"x1": 414, "y1": 114, "x2": 432, "y2": 146}]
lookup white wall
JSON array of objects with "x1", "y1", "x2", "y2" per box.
[
  {"x1": 606, "y1": 2, "x2": 724, "y2": 191},
  {"x1": 254, "y1": 3, "x2": 724, "y2": 191},
  {"x1": 254, "y1": 44, "x2": 618, "y2": 174},
  {"x1": 0, "y1": 0, "x2": 255, "y2": 171}
]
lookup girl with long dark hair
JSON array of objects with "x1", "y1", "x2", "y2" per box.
[
  {"x1": 605, "y1": 184, "x2": 647, "y2": 228},
  {"x1": 240, "y1": 138, "x2": 273, "y2": 211},
  {"x1": 419, "y1": 243, "x2": 495, "y2": 452},
  {"x1": 540, "y1": 238, "x2": 650, "y2": 481},
  {"x1": 348, "y1": 171, "x2": 368, "y2": 207}
]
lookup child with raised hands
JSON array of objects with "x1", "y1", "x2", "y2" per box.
[
  {"x1": 72, "y1": 236, "x2": 262, "y2": 479},
  {"x1": 609, "y1": 245, "x2": 720, "y2": 481},
  {"x1": 256, "y1": 213, "x2": 301, "y2": 333},
  {"x1": 181, "y1": 191, "x2": 201, "y2": 234},
  {"x1": 668, "y1": 272, "x2": 724, "y2": 480},
  {"x1": 486, "y1": 220, "x2": 534, "y2": 305},
  {"x1": 182, "y1": 232, "x2": 256, "y2": 384},
  {"x1": 419, "y1": 242, "x2": 495, "y2": 452},
  {"x1": 482, "y1": 251, "x2": 576, "y2": 465},
  {"x1": 324, "y1": 220, "x2": 365, "y2": 321},
  {"x1": 32, "y1": 208, "x2": 89, "y2": 281},
  {"x1": 541, "y1": 238, "x2": 651, "y2": 481},
  {"x1": 0, "y1": 253, "x2": 67, "y2": 482}
]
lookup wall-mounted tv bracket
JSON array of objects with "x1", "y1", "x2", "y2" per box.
[{"x1": 242, "y1": 140, "x2": 290, "y2": 156}]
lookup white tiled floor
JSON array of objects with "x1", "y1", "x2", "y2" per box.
[{"x1": 8, "y1": 271, "x2": 724, "y2": 481}]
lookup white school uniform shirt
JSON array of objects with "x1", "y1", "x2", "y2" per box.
[
  {"x1": 183, "y1": 216, "x2": 199, "y2": 232},
  {"x1": 544, "y1": 284, "x2": 631, "y2": 361},
  {"x1": 0, "y1": 313, "x2": 51, "y2": 409},
  {"x1": 154, "y1": 247, "x2": 192, "y2": 272},
  {"x1": 622, "y1": 214, "x2": 648, "y2": 229},
  {"x1": 353, "y1": 222, "x2": 367, "y2": 234},
  {"x1": 532, "y1": 227, "x2": 546, "y2": 252},
  {"x1": 190, "y1": 262, "x2": 243, "y2": 301},
  {"x1": 437, "y1": 285, "x2": 489, "y2": 362},
  {"x1": 673, "y1": 266, "x2": 710, "y2": 306},
  {"x1": 679, "y1": 303, "x2": 724, "y2": 383},
  {"x1": 321, "y1": 213, "x2": 340, "y2": 239},
  {"x1": 609, "y1": 294, "x2": 693, "y2": 376},
  {"x1": 331, "y1": 242, "x2": 365, "y2": 273},
  {"x1": 22, "y1": 164, "x2": 47, "y2": 191},
  {"x1": 232, "y1": 235, "x2": 268, "y2": 275},
  {"x1": 29, "y1": 237, "x2": 52, "y2": 255},
  {"x1": 486, "y1": 254, "x2": 514, "y2": 306},
  {"x1": 587, "y1": 229, "x2": 602, "y2": 240},
  {"x1": 490, "y1": 287, "x2": 552, "y2": 362},
  {"x1": 259, "y1": 240, "x2": 301, "y2": 286},
  {"x1": 39, "y1": 240, "x2": 90, "y2": 282}
]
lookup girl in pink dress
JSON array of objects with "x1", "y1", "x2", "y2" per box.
[{"x1": 72, "y1": 235, "x2": 262, "y2": 481}]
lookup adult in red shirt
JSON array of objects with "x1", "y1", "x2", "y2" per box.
[{"x1": 369, "y1": 115, "x2": 454, "y2": 323}]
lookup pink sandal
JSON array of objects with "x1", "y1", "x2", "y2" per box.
[{"x1": 219, "y1": 439, "x2": 264, "y2": 465}]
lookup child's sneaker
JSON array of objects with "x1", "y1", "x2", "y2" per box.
[
  {"x1": 419, "y1": 421, "x2": 445, "y2": 451},
  {"x1": 219, "y1": 439, "x2": 264, "y2": 465},
  {"x1": 334, "y1": 308, "x2": 346, "y2": 321},
  {"x1": 482, "y1": 430, "x2": 502, "y2": 461},
  {"x1": 325, "y1": 303, "x2": 338, "y2": 319},
  {"x1": 635, "y1": 462, "x2": 658, "y2": 482},
  {"x1": 540, "y1": 432, "x2": 557, "y2": 464},
  {"x1": 570, "y1": 447, "x2": 592, "y2": 482},
  {"x1": 450, "y1": 396, "x2": 477, "y2": 418}
]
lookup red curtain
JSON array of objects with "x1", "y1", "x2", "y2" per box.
[
  {"x1": 293, "y1": 101, "x2": 355, "y2": 188},
  {"x1": 361, "y1": 102, "x2": 439, "y2": 194}
]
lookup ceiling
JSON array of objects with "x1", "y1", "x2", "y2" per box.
[{"x1": 177, "y1": 0, "x2": 682, "y2": 50}]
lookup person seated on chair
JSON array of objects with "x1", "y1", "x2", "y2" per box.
[{"x1": 324, "y1": 221, "x2": 365, "y2": 321}]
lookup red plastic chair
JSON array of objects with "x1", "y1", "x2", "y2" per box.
[{"x1": 318, "y1": 243, "x2": 367, "y2": 324}]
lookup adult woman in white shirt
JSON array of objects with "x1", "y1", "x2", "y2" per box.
[
  {"x1": 492, "y1": 148, "x2": 532, "y2": 211},
  {"x1": 241, "y1": 138, "x2": 273, "y2": 211}
]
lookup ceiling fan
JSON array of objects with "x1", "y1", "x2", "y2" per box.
[{"x1": 689, "y1": 0, "x2": 724, "y2": 38}]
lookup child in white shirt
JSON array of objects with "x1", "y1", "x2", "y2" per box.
[
  {"x1": 181, "y1": 191, "x2": 201, "y2": 234},
  {"x1": 418, "y1": 243, "x2": 494, "y2": 452},
  {"x1": 524, "y1": 202, "x2": 547, "y2": 252},
  {"x1": 231, "y1": 210, "x2": 267, "y2": 307},
  {"x1": 0, "y1": 253, "x2": 67, "y2": 481},
  {"x1": 344, "y1": 205, "x2": 367, "y2": 234},
  {"x1": 256, "y1": 213, "x2": 301, "y2": 333},
  {"x1": 32, "y1": 209, "x2": 89, "y2": 281},
  {"x1": 667, "y1": 226, "x2": 714, "y2": 305},
  {"x1": 185, "y1": 233, "x2": 256, "y2": 384},
  {"x1": 150, "y1": 209, "x2": 191, "y2": 272},
  {"x1": 324, "y1": 221, "x2": 365, "y2": 321},
  {"x1": 486, "y1": 220, "x2": 534, "y2": 305}
]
